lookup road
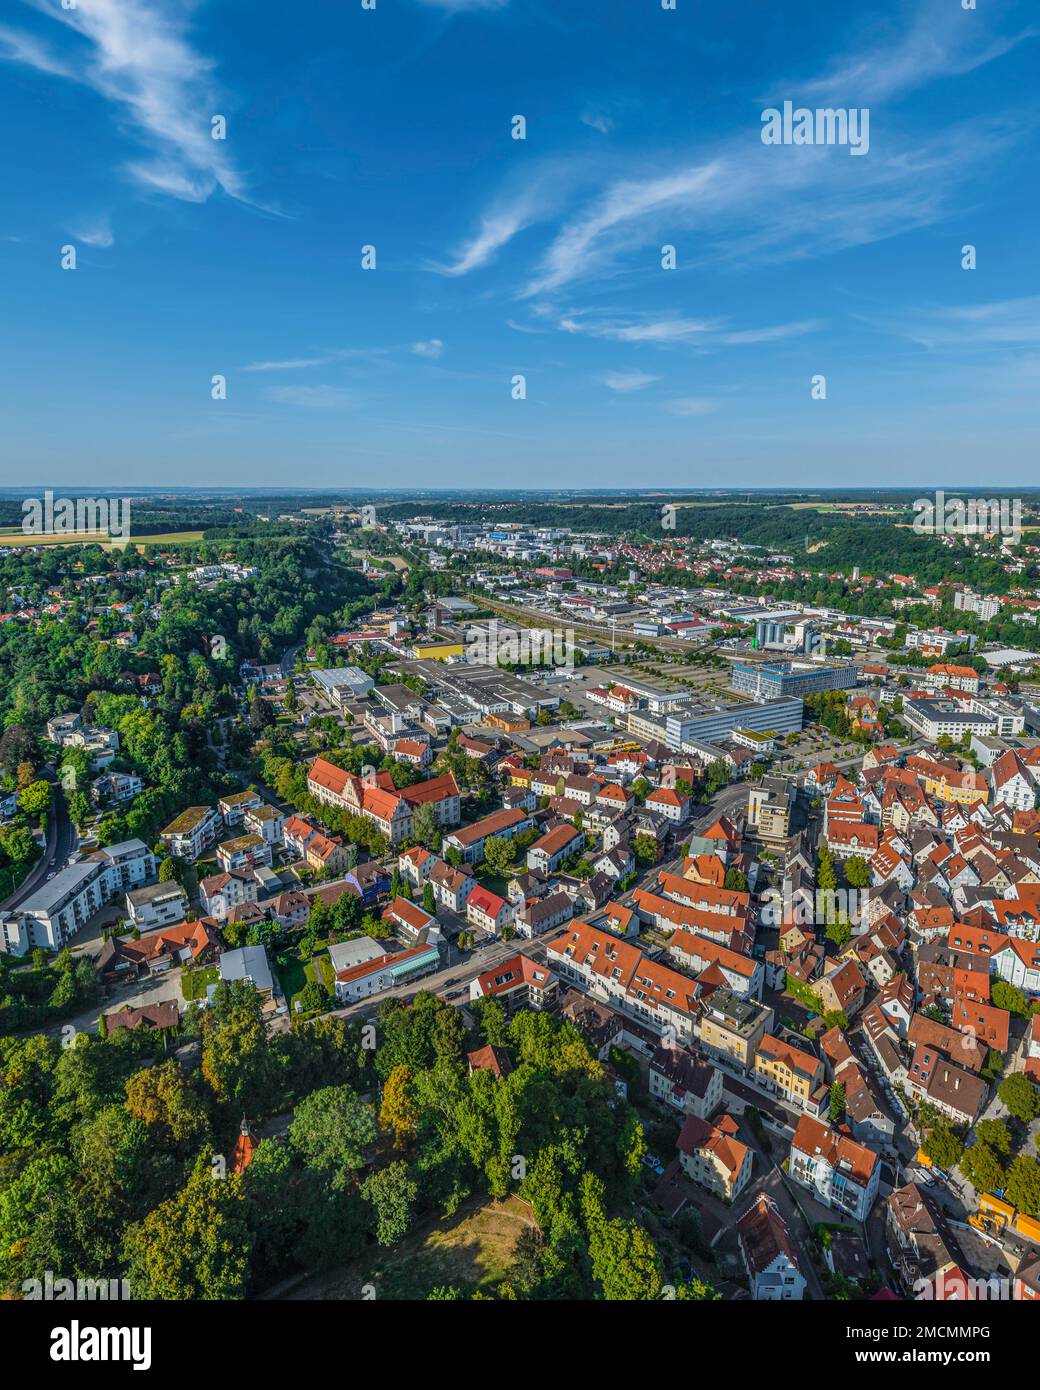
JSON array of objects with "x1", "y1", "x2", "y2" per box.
[
  {"x1": 280, "y1": 642, "x2": 305, "y2": 677},
  {"x1": 0, "y1": 771, "x2": 76, "y2": 913}
]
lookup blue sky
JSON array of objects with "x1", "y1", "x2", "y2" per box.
[{"x1": 0, "y1": 0, "x2": 1037, "y2": 489}]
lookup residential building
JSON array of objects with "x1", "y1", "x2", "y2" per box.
[
  {"x1": 788, "y1": 1115, "x2": 881, "y2": 1221},
  {"x1": 648, "y1": 1044, "x2": 723, "y2": 1118},
  {"x1": 466, "y1": 885, "x2": 514, "y2": 936},
  {"x1": 737, "y1": 1194, "x2": 807, "y2": 1300},
  {"x1": 676, "y1": 1113, "x2": 753, "y2": 1201},
  {"x1": 160, "y1": 806, "x2": 222, "y2": 860},
  {"x1": 754, "y1": 1034, "x2": 827, "y2": 1113},
  {"x1": 1, "y1": 839, "x2": 156, "y2": 955},
  {"x1": 468, "y1": 954, "x2": 558, "y2": 1013},
  {"x1": 442, "y1": 806, "x2": 534, "y2": 865},
  {"x1": 125, "y1": 881, "x2": 188, "y2": 931},
  {"x1": 697, "y1": 990, "x2": 774, "y2": 1071}
]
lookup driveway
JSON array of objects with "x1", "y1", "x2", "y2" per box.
[{"x1": 50, "y1": 966, "x2": 187, "y2": 1038}]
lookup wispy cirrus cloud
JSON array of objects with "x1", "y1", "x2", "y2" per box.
[
  {"x1": 524, "y1": 163, "x2": 722, "y2": 298},
  {"x1": 580, "y1": 109, "x2": 613, "y2": 135},
  {"x1": 433, "y1": 196, "x2": 541, "y2": 277},
  {"x1": 879, "y1": 296, "x2": 1040, "y2": 352},
  {"x1": 560, "y1": 311, "x2": 820, "y2": 349},
  {"x1": 242, "y1": 357, "x2": 330, "y2": 373},
  {"x1": 667, "y1": 397, "x2": 722, "y2": 417},
  {"x1": 0, "y1": 22, "x2": 74, "y2": 78},
  {"x1": 0, "y1": 0, "x2": 249, "y2": 204},
  {"x1": 70, "y1": 216, "x2": 114, "y2": 248},
  {"x1": 439, "y1": 4, "x2": 1032, "y2": 305},
  {"x1": 792, "y1": 0, "x2": 1036, "y2": 105},
  {"x1": 602, "y1": 369, "x2": 658, "y2": 393},
  {"x1": 266, "y1": 384, "x2": 358, "y2": 411}
]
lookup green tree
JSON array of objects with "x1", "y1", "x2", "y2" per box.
[
  {"x1": 1005, "y1": 1155, "x2": 1040, "y2": 1218},
  {"x1": 959, "y1": 1142, "x2": 1004, "y2": 1195},
  {"x1": 482, "y1": 835, "x2": 515, "y2": 876},
  {"x1": 362, "y1": 1160, "x2": 418, "y2": 1246},
  {"x1": 998, "y1": 1073, "x2": 1040, "y2": 1124},
  {"x1": 975, "y1": 1119, "x2": 1012, "y2": 1156},
  {"x1": 17, "y1": 780, "x2": 51, "y2": 818},
  {"x1": 379, "y1": 1064, "x2": 417, "y2": 1149},
  {"x1": 829, "y1": 1081, "x2": 846, "y2": 1125},
  {"x1": 288, "y1": 1084, "x2": 376, "y2": 1188},
  {"x1": 123, "y1": 1155, "x2": 252, "y2": 1300},
  {"x1": 843, "y1": 856, "x2": 870, "y2": 888},
  {"x1": 923, "y1": 1124, "x2": 964, "y2": 1171}
]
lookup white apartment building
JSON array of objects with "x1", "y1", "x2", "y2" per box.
[
  {"x1": 788, "y1": 1116, "x2": 880, "y2": 1222},
  {"x1": 1, "y1": 840, "x2": 156, "y2": 955}
]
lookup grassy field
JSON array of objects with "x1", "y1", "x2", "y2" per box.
[
  {"x1": 346, "y1": 548, "x2": 410, "y2": 570},
  {"x1": 289, "y1": 1195, "x2": 538, "y2": 1300},
  {"x1": 181, "y1": 966, "x2": 218, "y2": 1001},
  {"x1": 0, "y1": 527, "x2": 205, "y2": 550}
]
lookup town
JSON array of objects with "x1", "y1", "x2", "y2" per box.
[{"x1": 0, "y1": 489, "x2": 1039, "y2": 1309}]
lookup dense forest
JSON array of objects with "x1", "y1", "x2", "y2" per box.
[{"x1": 0, "y1": 984, "x2": 711, "y2": 1301}]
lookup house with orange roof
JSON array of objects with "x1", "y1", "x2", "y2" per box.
[
  {"x1": 737, "y1": 1193, "x2": 807, "y2": 1300},
  {"x1": 304, "y1": 832, "x2": 352, "y2": 875},
  {"x1": 442, "y1": 805, "x2": 534, "y2": 865},
  {"x1": 468, "y1": 953, "x2": 557, "y2": 1013},
  {"x1": 682, "y1": 852, "x2": 726, "y2": 888},
  {"x1": 816, "y1": 959, "x2": 868, "y2": 1019},
  {"x1": 645, "y1": 785, "x2": 691, "y2": 824},
  {"x1": 789, "y1": 1116, "x2": 881, "y2": 1220},
  {"x1": 382, "y1": 895, "x2": 437, "y2": 942},
  {"x1": 827, "y1": 818, "x2": 880, "y2": 860},
  {"x1": 654, "y1": 870, "x2": 750, "y2": 918},
  {"x1": 676, "y1": 1113, "x2": 753, "y2": 1201},
  {"x1": 397, "y1": 844, "x2": 437, "y2": 888},
  {"x1": 526, "y1": 822, "x2": 584, "y2": 874},
  {"x1": 992, "y1": 936, "x2": 1040, "y2": 997},
  {"x1": 951, "y1": 997, "x2": 1010, "y2": 1053},
  {"x1": 466, "y1": 885, "x2": 513, "y2": 936},
  {"x1": 665, "y1": 927, "x2": 763, "y2": 1000},
  {"x1": 467, "y1": 1044, "x2": 513, "y2": 1079},
  {"x1": 754, "y1": 1034, "x2": 826, "y2": 1114},
  {"x1": 97, "y1": 917, "x2": 221, "y2": 982}
]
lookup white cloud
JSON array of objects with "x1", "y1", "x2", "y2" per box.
[
  {"x1": 0, "y1": 23, "x2": 74, "y2": 78},
  {"x1": 434, "y1": 196, "x2": 538, "y2": 276},
  {"x1": 266, "y1": 385, "x2": 358, "y2": 411},
  {"x1": 243, "y1": 357, "x2": 329, "y2": 373},
  {"x1": 439, "y1": 4, "x2": 1031, "y2": 303},
  {"x1": 580, "y1": 109, "x2": 612, "y2": 135},
  {"x1": 525, "y1": 163, "x2": 722, "y2": 297},
  {"x1": 794, "y1": 0, "x2": 1036, "y2": 105},
  {"x1": 0, "y1": 0, "x2": 248, "y2": 203},
  {"x1": 70, "y1": 217, "x2": 114, "y2": 248},
  {"x1": 602, "y1": 369, "x2": 657, "y2": 393},
  {"x1": 881, "y1": 296, "x2": 1040, "y2": 351},
  {"x1": 667, "y1": 397, "x2": 722, "y2": 417},
  {"x1": 412, "y1": 338, "x2": 445, "y2": 359},
  {"x1": 559, "y1": 311, "x2": 818, "y2": 349}
]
